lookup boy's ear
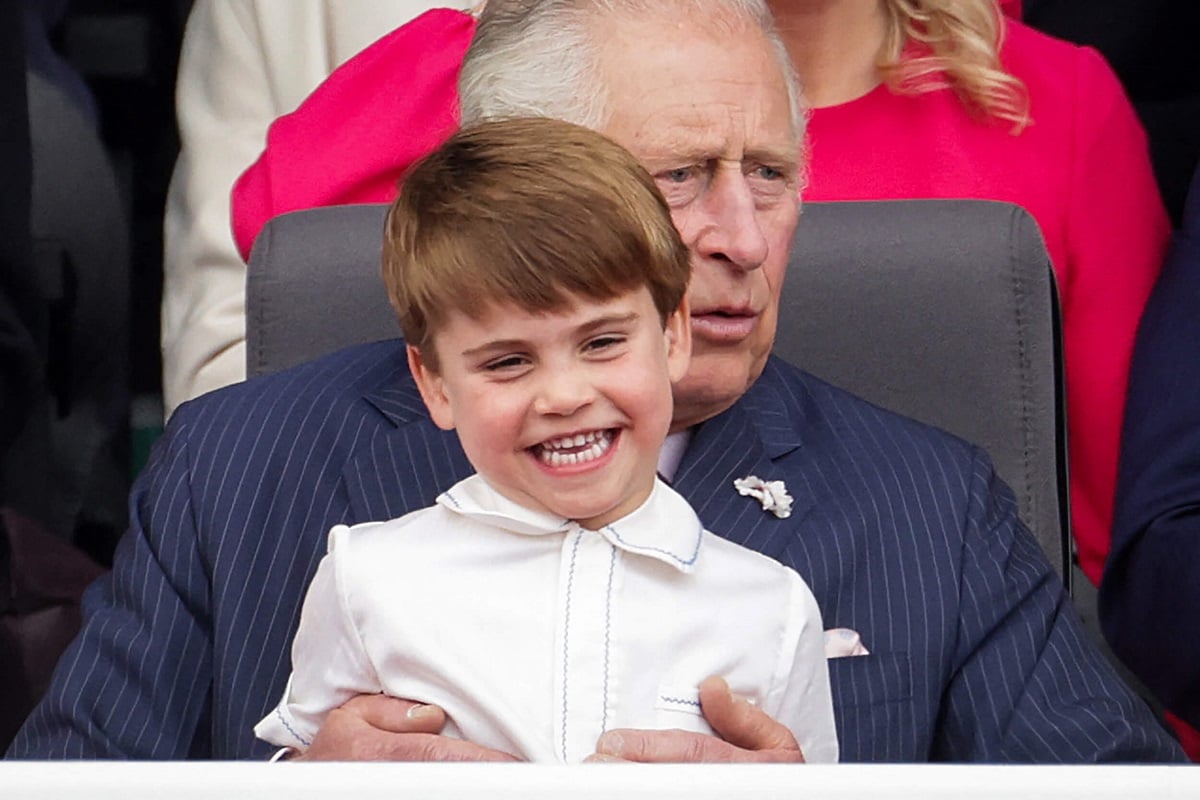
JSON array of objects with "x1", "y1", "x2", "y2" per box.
[
  {"x1": 407, "y1": 345, "x2": 456, "y2": 431},
  {"x1": 664, "y1": 296, "x2": 692, "y2": 384}
]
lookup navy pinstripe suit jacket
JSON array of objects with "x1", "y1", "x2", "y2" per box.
[{"x1": 8, "y1": 341, "x2": 1183, "y2": 762}]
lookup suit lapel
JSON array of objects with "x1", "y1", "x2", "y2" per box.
[
  {"x1": 342, "y1": 380, "x2": 473, "y2": 523},
  {"x1": 674, "y1": 370, "x2": 815, "y2": 557}
]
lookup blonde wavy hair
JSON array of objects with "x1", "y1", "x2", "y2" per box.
[{"x1": 878, "y1": 0, "x2": 1029, "y2": 131}]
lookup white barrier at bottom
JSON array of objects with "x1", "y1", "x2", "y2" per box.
[{"x1": 2, "y1": 762, "x2": 1197, "y2": 800}]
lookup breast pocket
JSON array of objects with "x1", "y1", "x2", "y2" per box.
[
  {"x1": 827, "y1": 652, "x2": 914, "y2": 762},
  {"x1": 653, "y1": 685, "x2": 715, "y2": 736}
]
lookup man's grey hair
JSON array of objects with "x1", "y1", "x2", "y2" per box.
[{"x1": 459, "y1": 0, "x2": 806, "y2": 142}]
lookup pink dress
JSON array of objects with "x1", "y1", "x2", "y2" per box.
[
  {"x1": 802, "y1": 20, "x2": 1169, "y2": 587},
  {"x1": 231, "y1": 8, "x2": 475, "y2": 261},
  {"x1": 231, "y1": 8, "x2": 1168, "y2": 589}
]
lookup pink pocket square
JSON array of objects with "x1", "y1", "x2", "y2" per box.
[{"x1": 824, "y1": 628, "x2": 870, "y2": 658}]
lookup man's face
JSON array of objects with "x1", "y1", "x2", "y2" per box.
[{"x1": 598, "y1": 15, "x2": 801, "y2": 431}]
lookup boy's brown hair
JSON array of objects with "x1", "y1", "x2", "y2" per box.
[{"x1": 382, "y1": 117, "x2": 690, "y2": 367}]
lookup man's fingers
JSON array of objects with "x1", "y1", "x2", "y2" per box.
[
  {"x1": 698, "y1": 675, "x2": 798, "y2": 754},
  {"x1": 590, "y1": 676, "x2": 804, "y2": 763},
  {"x1": 373, "y1": 732, "x2": 522, "y2": 762},
  {"x1": 595, "y1": 728, "x2": 722, "y2": 762},
  {"x1": 296, "y1": 694, "x2": 522, "y2": 762},
  {"x1": 340, "y1": 694, "x2": 446, "y2": 735},
  {"x1": 595, "y1": 727, "x2": 777, "y2": 763},
  {"x1": 582, "y1": 752, "x2": 627, "y2": 763},
  {"x1": 301, "y1": 727, "x2": 520, "y2": 762}
]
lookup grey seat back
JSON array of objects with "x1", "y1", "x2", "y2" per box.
[
  {"x1": 247, "y1": 204, "x2": 395, "y2": 377},
  {"x1": 246, "y1": 199, "x2": 1068, "y2": 579},
  {"x1": 779, "y1": 200, "x2": 1068, "y2": 579}
]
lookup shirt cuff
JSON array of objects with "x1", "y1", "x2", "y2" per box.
[{"x1": 270, "y1": 747, "x2": 299, "y2": 762}]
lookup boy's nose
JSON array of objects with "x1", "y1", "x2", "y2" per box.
[{"x1": 533, "y1": 370, "x2": 595, "y2": 417}]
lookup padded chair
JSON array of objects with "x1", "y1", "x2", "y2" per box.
[
  {"x1": 781, "y1": 200, "x2": 1068, "y2": 582},
  {"x1": 246, "y1": 199, "x2": 1069, "y2": 581}
]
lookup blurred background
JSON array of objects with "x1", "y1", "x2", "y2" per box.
[{"x1": 5, "y1": 0, "x2": 1199, "y2": 570}]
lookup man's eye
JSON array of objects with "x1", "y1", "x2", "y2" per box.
[
  {"x1": 664, "y1": 167, "x2": 694, "y2": 184},
  {"x1": 753, "y1": 164, "x2": 785, "y2": 181},
  {"x1": 748, "y1": 164, "x2": 793, "y2": 200},
  {"x1": 656, "y1": 166, "x2": 706, "y2": 207}
]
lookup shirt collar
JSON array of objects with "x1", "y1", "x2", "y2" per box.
[
  {"x1": 656, "y1": 429, "x2": 692, "y2": 483},
  {"x1": 436, "y1": 474, "x2": 703, "y2": 574}
]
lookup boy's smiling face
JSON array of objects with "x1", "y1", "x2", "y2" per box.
[{"x1": 409, "y1": 288, "x2": 690, "y2": 530}]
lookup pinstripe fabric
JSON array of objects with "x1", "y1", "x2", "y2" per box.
[{"x1": 7, "y1": 342, "x2": 1182, "y2": 761}]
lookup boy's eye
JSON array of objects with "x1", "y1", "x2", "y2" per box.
[
  {"x1": 584, "y1": 335, "x2": 625, "y2": 353},
  {"x1": 482, "y1": 355, "x2": 528, "y2": 372}
]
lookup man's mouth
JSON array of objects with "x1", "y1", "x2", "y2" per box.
[
  {"x1": 532, "y1": 429, "x2": 615, "y2": 467},
  {"x1": 691, "y1": 307, "x2": 758, "y2": 341}
]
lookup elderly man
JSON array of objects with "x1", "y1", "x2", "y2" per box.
[{"x1": 9, "y1": 0, "x2": 1181, "y2": 762}]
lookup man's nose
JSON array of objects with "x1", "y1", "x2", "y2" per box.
[
  {"x1": 532, "y1": 366, "x2": 595, "y2": 416},
  {"x1": 688, "y1": 169, "x2": 769, "y2": 271}
]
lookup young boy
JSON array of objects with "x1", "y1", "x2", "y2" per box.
[{"x1": 254, "y1": 117, "x2": 838, "y2": 763}]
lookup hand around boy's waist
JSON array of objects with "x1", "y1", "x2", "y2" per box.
[
  {"x1": 291, "y1": 676, "x2": 804, "y2": 764},
  {"x1": 290, "y1": 694, "x2": 518, "y2": 762},
  {"x1": 584, "y1": 676, "x2": 805, "y2": 764}
]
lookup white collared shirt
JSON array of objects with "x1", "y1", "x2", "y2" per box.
[{"x1": 255, "y1": 475, "x2": 838, "y2": 763}]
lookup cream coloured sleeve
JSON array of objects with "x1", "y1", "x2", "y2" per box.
[
  {"x1": 161, "y1": 0, "x2": 275, "y2": 416},
  {"x1": 161, "y1": 0, "x2": 447, "y2": 416}
]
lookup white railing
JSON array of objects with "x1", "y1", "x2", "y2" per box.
[{"x1": 2, "y1": 762, "x2": 1197, "y2": 800}]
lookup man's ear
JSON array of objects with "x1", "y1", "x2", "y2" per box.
[
  {"x1": 407, "y1": 345, "x2": 455, "y2": 431},
  {"x1": 664, "y1": 296, "x2": 692, "y2": 384}
]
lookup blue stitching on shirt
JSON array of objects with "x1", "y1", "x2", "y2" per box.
[
  {"x1": 659, "y1": 696, "x2": 702, "y2": 709},
  {"x1": 560, "y1": 532, "x2": 583, "y2": 762},
  {"x1": 601, "y1": 544, "x2": 616, "y2": 733},
  {"x1": 276, "y1": 708, "x2": 311, "y2": 747},
  {"x1": 440, "y1": 489, "x2": 462, "y2": 509},
  {"x1": 602, "y1": 519, "x2": 703, "y2": 567}
]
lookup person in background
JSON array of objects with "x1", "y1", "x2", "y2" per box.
[
  {"x1": 1103, "y1": 164, "x2": 1200, "y2": 761},
  {"x1": 160, "y1": 0, "x2": 475, "y2": 418},
  {"x1": 230, "y1": 1, "x2": 1169, "y2": 604},
  {"x1": 9, "y1": 0, "x2": 1181, "y2": 764},
  {"x1": 1021, "y1": 0, "x2": 1200, "y2": 225},
  {"x1": 0, "y1": 0, "x2": 107, "y2": 755},
  {"x1": 19, "y1": 0, "x2": 99, "y2": 128},
  {"x1": 1, "y1": 0, "x2": 39, "y2": 456},
  {"x1": 767, "y1": 0, "x2": 1168, "y2": 601}
]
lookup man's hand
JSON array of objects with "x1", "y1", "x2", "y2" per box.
[
  {"x1": 586, "y1": 676, "x2": 805, "y2": 763},
  {"x1": 295, "y1": 695, "x2": 521, "y2": 762}
]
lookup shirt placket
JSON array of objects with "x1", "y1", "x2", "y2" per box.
[{"x1": 552, "y1": 525, "x2": 619, "y2": 763}]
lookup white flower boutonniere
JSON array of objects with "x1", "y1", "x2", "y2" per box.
[{"x1": 733, "y1": 475, "x2": 793, "y2": 519}]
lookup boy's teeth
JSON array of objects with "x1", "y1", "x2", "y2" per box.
[
  {"x1": 537, "y1": 430, "x2": 613, "y2": 466},
  {"x1": 546, "y1": 430, "x2": 599, "y2": 450}
]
